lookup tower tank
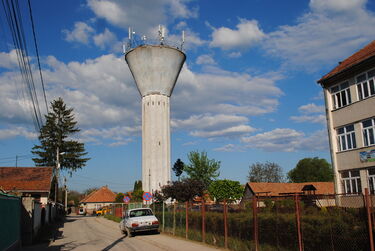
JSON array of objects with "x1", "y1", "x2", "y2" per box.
[{"x1": 124, "y1": 29, "x2": 186, "y2": 194}]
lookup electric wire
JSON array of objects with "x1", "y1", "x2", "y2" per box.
[
  {"x1": 1, "y1": 0, "x2": 43, "y2": 132},
  {"x1": 27, "y1": 0, "x2": 48, "y2": 113}
]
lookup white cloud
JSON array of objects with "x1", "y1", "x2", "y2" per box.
[
  {"x1": 241, "y1": 128, "x2": 328, "y2": 152},
  {"x1": 87, "y1": 0, "x2": 197, "y2": 35},
  {"x1": 227, "y1": 52, "x2": 242, "y2": 58},
  {"x1": 290, "y1": 114, "x2": 326, "y2": 124},
  {"x1": 298, "y1": 103, "x2": 325, "y2": 114},
  {"x1": 0, "y1": 126, "x2": 37, "y2": 140},
  {"x1": 196, "y1": 54, "x2": 216, "y2": 65},
  {"x1": 63, "y1": 22, "x2": 95, "y2": 44},
  {"x1": 310, "y1": 0, "x2": 366, "y2": 14},
  {"x1": 210, "y1": 19, "x2": 265, "y2": 50},
  {"x1": 213, "y1": 144, "x2": 244, "y2": 152},
  {"x1": 263, "y1": 0, "x2": 375, "y2": 70},
  {"x1": 93, "y1": 28, "x2": 118, "y2": 50},
  {"x1": 0, "y1": 50, "x2": 19, "y2": 69},
  {"x1": 0, "y1": 51, "x2": 283, "y2": 144}
]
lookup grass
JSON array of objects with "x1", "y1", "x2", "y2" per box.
[{"x1": 104, "y1": 214, "x2": 122, "y2": 223}]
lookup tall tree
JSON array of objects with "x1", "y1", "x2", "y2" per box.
[
  {"x1": 184, "y1": 151, "x2": 220, "y2": 189},
  {"x1": 32, "y1": 97, "x2": 89, "y2": 175},
  {"x1": 133, "y1": 180, "x2": 142, "y2": 191},
  {"x1": 161, "y1": 179, "x2": 205, "y2": 202},
  {"x1": 209, "y1": 179, "x2": 244, "y2": 203},
  {"x1": 172, "y1": 158, "x2": 185, "y2": 180},
  {"x1": 248, "y1": 162, "x2": 284, "y2": 182},
  {"x1": 288, "y1": 157, "x2": 333, "y2": 182}
]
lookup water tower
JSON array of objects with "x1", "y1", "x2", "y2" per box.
[{"x1": 124, "y1": 26, "x2": 186, "y2": 194}]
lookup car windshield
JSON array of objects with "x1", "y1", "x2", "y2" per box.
[{"x1": 129, "y1": 209, "x2": 153, "y2": 218}]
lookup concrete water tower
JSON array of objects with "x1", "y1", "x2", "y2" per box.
[{"x1": 124, "y1": 26, "x2": 186, "y2": 194}]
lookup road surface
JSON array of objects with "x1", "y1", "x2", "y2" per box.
[{"x1": 23, "y1": 215, "x2": 222, "y2": 251}]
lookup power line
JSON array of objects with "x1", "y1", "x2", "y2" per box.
[
  {"x1": 27, "y1": 0, "x2": 48, "y2": 113},
  {"x1": 1, "y1": 0, "x2": 44, "y2": 132}
]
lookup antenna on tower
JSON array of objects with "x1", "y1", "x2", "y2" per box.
[
  {"x1": 181, "y1": 30, "x2": 185, "y2": 50},
  {"x1": 158, "y1": 25, "x2": 165, "y2": 45}
]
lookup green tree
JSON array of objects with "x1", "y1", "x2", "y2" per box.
[
  {"x1": 32, "y1": 98, "x2": 89, "y2": 176},
  {"x1": 131, "y1": 189, "x2": 144, "y2": 202},
  {"x1": 133, "y1": 180, "x2": 142, "y2": 191},
  {"x1": 161, "y1": 179, "x2": 205, "y2": 202},
  {"x1": 208, "y1": 179, "x2": 244, "y2": 203},
  {"x1": 172, "y1": 158, "x2": 185, "y2": 180},
  {"x1": 248, "y1": 162, "x2": 284, "y2": 182},
  {"x1": 184, "y1": 151, "x2": 220, "y2": 189},
  {"x1": 115, "y1": 192, "x2": 125, "y2": 203},
  {"x1": 288, "y1": 157, "x2": 333, "y2": 182}
]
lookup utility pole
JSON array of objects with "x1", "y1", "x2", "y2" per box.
[
  {"x1": 55, "y1": 146, "x2": 60, "y2": 203},
  {"x1": 15, "y1": 155, "x2": 18, "y2": 167},
  {"x1": 64, "y1": 177, "x2": 68, "y2": 213}
]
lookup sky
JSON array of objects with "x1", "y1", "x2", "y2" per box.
[{"x1": 1, "y1": 0, "x2": 375, "y2": 193}]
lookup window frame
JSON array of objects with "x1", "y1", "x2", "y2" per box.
[
  {"x1": 337, "y1": 124, "x2": 357, "y2": 151},
  {"x1": 362, "y1": 118, "x2": 375, "y2": 147},
  {"x1": 342, "y1": 170, "x2": 361, "y2": 194},
  {"x1": 368, "y1": 168, "x2": 375, "y2": 194},
  {"x1": 331, "y1": 81, "x2": 352, "y2": 110},
  {"x1": 356, "y1": 69, "x2": 375, "y2": 101}
]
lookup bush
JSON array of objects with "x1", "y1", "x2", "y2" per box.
[{"x1": 104, "y1": 214, "x2": 122, "y2": 223}]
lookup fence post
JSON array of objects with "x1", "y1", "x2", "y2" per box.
[
  {"x1": 202, "y1": 198, "x2": 206, "y2": 243},
  {"x1": 162, "y1": 200, "x2": 165, "y2": 232},
  {"x1": 185, "y1": 201, "x2": 189, "y2": 239},
  {"x1": 295, "y1": 195, "x2": 303, "y2": 251},
  {"x1": 365, "y1": 188, "x2": 375, "y2": 251},
  {"x1": 253, "y1": 196, "x2": 259, "y2": 251},
  {"x1": 224, "y1": 199, "x2": 228, "y2": 249},
  {"x1": 173, "y1": 201, "x2": 176, "y2": 236}
]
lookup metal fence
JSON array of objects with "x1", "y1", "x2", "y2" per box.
[
  {"x1": 0, "y1": 192, "x2": 21, "y2": 251},
  {"x1": 153, "y1": 189, "x2": 375, "y2": 251}
]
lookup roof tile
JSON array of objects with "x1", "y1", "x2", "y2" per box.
[
  {"x1": 247, "y1": 182, "x2": 334, "y2": 196},
  {"x1": 80, "y1": 186, "x2": 116, "y2": 203},
  {"x1": 0, "y1": 167, "x2": 53, "y2": 192}
]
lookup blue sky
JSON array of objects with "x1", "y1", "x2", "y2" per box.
[{"x1": 1, "y1": 0, "x2": 375, "y2": 193}]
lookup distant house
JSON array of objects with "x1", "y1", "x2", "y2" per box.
[
  {"x1": 241, "y1": 182, "x2": 335, "y2": 207},
  {"x1": 0, "y1": 167, "x2": 53, "y2": 205},
  {"x1": 79, "y1": 185, "x2": 116, "y2": 214}
]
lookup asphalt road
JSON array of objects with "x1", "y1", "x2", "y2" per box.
[{"x1": 23, "y1": 215, "x2": 222, "y2": 251}]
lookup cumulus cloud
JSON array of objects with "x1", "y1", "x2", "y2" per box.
[
  {"x1": 93, "y1": 28, "x2": 118, "y2": 50},
  {"x1": 0, "y1": 50, "x2": 19, "y2": 69},
  {"x1": 298, "y1": 103, "x2": 325, "y2": 114},
  {"x1": 241, "y1": 128, "x2": 328, "y2": 152},
  {"x1": 262, "y1": 0, "x2": 375, "y2": 69},
  {"x1": 196, "y1": 54, "x2": 216, "y2": 65},
  {"x1": 0, "y1": 52, "x2": 282, "y2": 144},
  {"x1": 210, "y1": 19, "x2": 265, "y2": 50},
  {"x1": 213, "y1": 144, "x2": 244, "y2": 152},
  {"x1": 0, "y1": 126, "x2": 37, "y2": 140},
  {"x1": 290, "y1": 103, "x2": 326, "y2": 124},
  {"x1": 63, "y1": 22, "x2": 95, "y2": 44},
  {"x1": 87, "y1": 0, "x2": 197, "y2": 35}
]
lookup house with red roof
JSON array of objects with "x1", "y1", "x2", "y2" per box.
[
  {"x1": 241, "y1": 182, "x2": 335, "y2": 206},
  {"x1": 318, "y1": 40, "x2": 375, "y2": 197},
  {"x1": 79, "y1": 185, "x2": 116, "y2": 214},
  {"x1": 0, "y1": 167, "x2": 53, "y2": 205}
]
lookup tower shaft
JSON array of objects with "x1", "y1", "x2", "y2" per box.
[{"x1": 142, "y1": 95, "x2": 171, "y2": 193}]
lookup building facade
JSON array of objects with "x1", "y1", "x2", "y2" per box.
[{"x1": 318, "y1": 40, "x2": 375, "y2": 195}]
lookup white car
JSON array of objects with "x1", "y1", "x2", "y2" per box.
[{"x1": 119, "y1": 208, "x2": 159, "y2": 237}]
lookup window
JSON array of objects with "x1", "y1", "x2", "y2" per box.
[
  {"x1": 342, "y1": 170, "x2": 361, "y2": 194},
  {"x1": 357, "y1": 69, "x2": 375, "y2": 100},
  {"x1": 337, "y1": 124, "x2": 357, "y2": 151},
  {"x1": 363, "y1": 118, "x2": 375, "y2": 146},
  {"x1": 331, "y1": 81, "x2": 351, "y2": 109},
  {"x1": 368, "y1": 168, "x2": 375, "y2": 194}
]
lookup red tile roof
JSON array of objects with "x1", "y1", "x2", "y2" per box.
[
  {"x1": 80, "y1": 186, "x2": 116, "y2": 203},
  {"x1": 0, "y1": 167, "x2": 53, "y2": 192},
  {"x1": 247, "y1": 182, "x2": 334, "y2": 196},
  {"x1": 319, "y1": 40, "x2": 375, "y2": 83}
]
